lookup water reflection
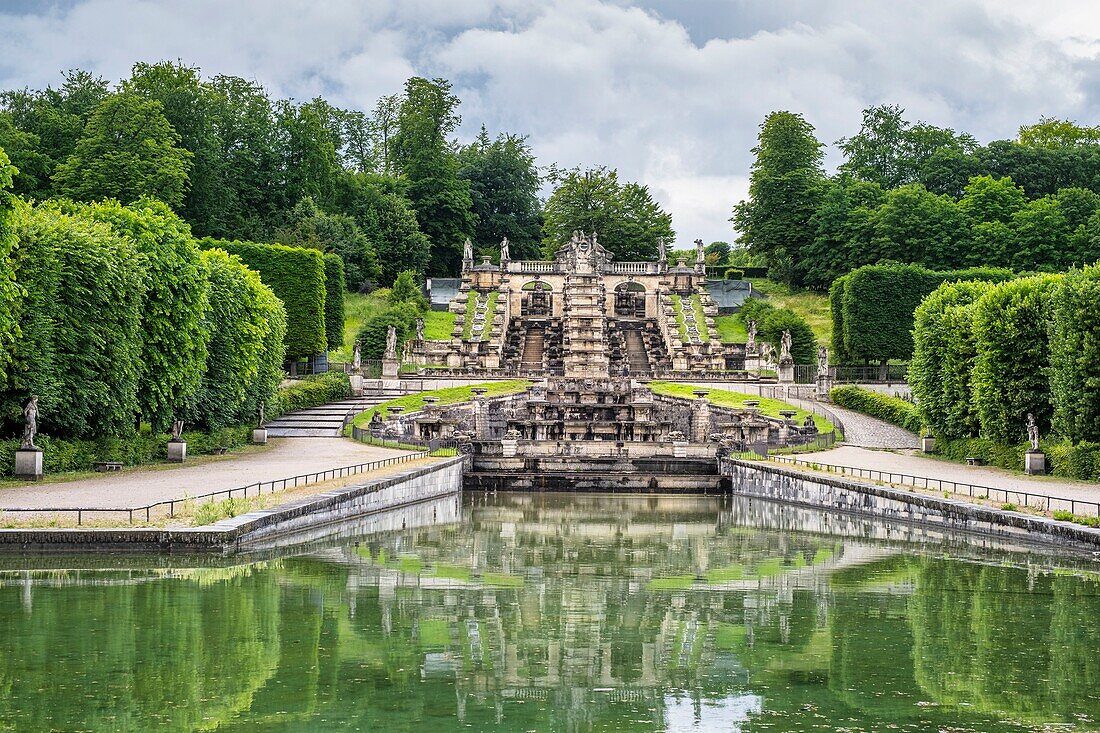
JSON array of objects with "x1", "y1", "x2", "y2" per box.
[{"x1": 1, "y1": 493, "x2": 1099, "y2": 732}]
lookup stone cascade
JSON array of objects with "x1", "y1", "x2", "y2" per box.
[
  {"x1": 607, "y1": 319, "x2": 668, "y2": 376},
  {"x1": 502, "y1": 317, "x2": 564, "y2": 375},
  {"x1": 657, "y1": 289, "x2": 725, "y2": 373},
  {"x1": 561, "y1": 271, "x2": 609, "y2": 377}
]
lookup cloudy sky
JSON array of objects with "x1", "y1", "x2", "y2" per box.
[{"x1": 2, "y1": 0, "x2": 1100, "y2": 245}]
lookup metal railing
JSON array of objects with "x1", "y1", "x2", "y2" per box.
[
  {"x1": 0, "y1": 450, "x2": 449, "y2": 526},
  {"x1": 767, "y1": 455, "x2": 1100, "y2": 517}
]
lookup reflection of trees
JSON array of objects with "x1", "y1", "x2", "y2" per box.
[{"x1": 0, "y1": 569, "x2": 280, "y2": 732}]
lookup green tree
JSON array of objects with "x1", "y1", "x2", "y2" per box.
[
  {"x1": 870, "y1": 183, "x2": 969, "y2": 270},
  {"x1": 277, "y1": 196, "x2": 379, "y2": 291},
  {"x1": 275, "y1": 99, "x2": 340, "y2": 211},
  {"x1": 53, "y1": 93, "x2": 193, "y2": 208},
  {"x1": 1009, "y1": 196, "x2": 1070, "y2": 271},
  {"x1": 335, "y1": 172, "x2": 430, "y2": 284},
  {"x1": 322, "y1": 253, "x2": 345, "y2": 351},
  {"x1": 732, "y1": 111, "x2": 824, "y2": 285},
  {"x1": 391, "y1": 77, "x2": 475, "y2": 277},
  {"x1": 704, "y1": 241, "x2": 731, "y2": 264},
  {"x1": 388, "y1": 270, "x2": 429, "y2": 312},
  {"x1": 1018, "y1": 117, "x2": 1100, "y2": 148},
  {"x1": 800, "y1": 178, "x2": 883, "y2": 290},
  {"x1": 1048, "y1": 264, "x2": 1100, "y2": 443},
  {"x1": 458, "y1": 127, "x2": 542, "y2": 260}
]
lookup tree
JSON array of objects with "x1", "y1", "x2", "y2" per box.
[
  {"x1": 1048, "y1": 264, "x2": 1100, "y2": 443},
  {"x1": 388, "y1": 270, "x2": 429, "y2": 312},
  {"x1": 0, "y1": 148, "x2": 18, "y2": 391},
  {"x1": 704, "y1": 241, "x2": 731, "y2": 265},
  {"x1": 391, "y1": 77, "x2": 475, "y2": 277},
  {"x1": 458, "y1": 127, "x2": 542, "y2": 260},
  {"x1": 732, "y1": 111, "x2": 824, "y2": 285},
  {"x1": 1009, "y1": 196, "x2": 1070, "y2": 271},
  {"x1": 53, "y1": 93, "x2": 193, "y2": 208},
  {"x1": 870, "y1": 184, "x2": 969, "y2": 270},
  {"x1": 275, "y1": 99, "x2": 340, "y2": 211},
  {"x1": 800, "y1": 178, "x2": 883, "y2": 290},
  {"x1": 542, "y1": 167, "x2": 673, "y2": 261},
  {"x1": 277, "y1": 196, "x2": 379, "y2": 290},
  {"x1": 335, "y1": 172, "x2": 430, "y2": 285},
  {"x1": 1018, "y1": 117, "x2": 1100, "y2": 148}
]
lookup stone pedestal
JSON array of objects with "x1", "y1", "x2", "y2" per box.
[
  {"x1": 1025, "y1": 449, "x2": 1047, "y2": 475},
  {"x1": 673, "y1": 440, "x2": 688, "y2": 458},
  {"x1": 815, "y1": 375, "x2": 834, "y2": 400},
  {"x1": 382, "y1": 358, "x2": 399, "y2": 379},
  {"x1": 349, "y1": 374, "x2": 364, "y2": 396},
  {"x1": 14, "y1": 449, "x2": 43, "y2": 481},
  {"x1": 921, "y1": 435, "x2": 936, "y2": 454},
  {"x1": 502, "y1": 438, "x2": 518, "y2": 458},
  {"x1": 252, "y1": 428, "x2": 268, "y2": 445},
  {"x1": 167, "y1": 440, "x2": 187, "y2": 463},
  {"x1": 778, "y1": 359, "x2": 795, "y2": 384}
]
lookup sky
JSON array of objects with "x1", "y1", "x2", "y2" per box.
[{"x1": 2, "y1": 0, "x2": 1100, "y2": 247}]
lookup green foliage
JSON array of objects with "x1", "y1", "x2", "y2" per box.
[
  {"x1": 358, "y1": 303, "x2": 420, "y2": 359},
  {"x1": 322, "y1": 253, "x2": 346, "y2": 351},
  {"x1": 335, "y1": 173, "x2": 430, "y2": 284},
  {"x1": 972, "y1": 274, "x2": 1061, "y2": 444},
  {"x1": 3, "y1": 203, "x2": 145, "y2": 438},
  {"x1": 723, "y1": 267, "x2": 743, "y2": 280},
  {"x1": 830, "y1": 386, "x2": 922, "y2": 434},
  {"x1": 541, "y1": 166, "x2": 674, "y2": 261},
  {"x1": 458, "y1": 128, "x2": 542, "y2": 261},
  {"x1": 0, "y1": 148, "x2": 18, "y2": 391},
  {"x1": 870, "y1": 184, "x2": 970, "y2": 270},
  {"x1": 199, "y1": 237, "x2": 327, "y2": 359},
  {"x1": 189, "y1": 249, "x2": 286, "y2": 430},
  {"x1": 77, "y1": 198, "x2": 210, "y2": 433},
  {"x1": 388, "y1": 270, "x2": 429, "y2": 312},
  {"x1": 909, "y1": 280, "x2": 993, "y2": 439},
  {"x1": 271, "y1": 372, "x2": 351, "y2": 416},
  {"x1": 1047, "y1": 264, "x2": 1100, "y2": 443},
  {"x1": 277, "y1": 196, "x2": 380, "y2": 290},
  {"x1": 52, "y1": 93, "x2": 193, "y2": 209},
  {"x1": 828, "y1": 275, "x2": 849, "y2": 362},
  {"x1": 732, "y1": 111, "x2": 825, "y2": 285}
]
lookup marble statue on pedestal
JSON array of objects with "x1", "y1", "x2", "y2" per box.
[{"x1": 21, "y1": 396, "x2": 38, "y2": 450}]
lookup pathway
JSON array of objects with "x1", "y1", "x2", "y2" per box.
[
  {"x1": 265, "y1": 389, "x2": 407, "y2": 437},
  {"x1": 0, "y1": 438, "x2": 406, "y2": 510}
]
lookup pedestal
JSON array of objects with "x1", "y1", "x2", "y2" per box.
[
  {"x1": 502, "y1": 439, "x2": 518, "y2": 458},
  {"x1": 673, "y1": 441, "x2": 688, "y2": 458},
  {"x1": 167, "y1": 440, "x2": 187, "y2": 463},
  {"x1": 815, "y1": 376, "x2": 834, "y2": 400},
  {"x1": 382, "y1": 358, "x2": 399, "y2": 379},
  {"x1": 1024, "y1": 449, "x2": 1047, "y2": 475},
  {"x1": 14, "y1": 449, "x2": 43, "y2": 481},
  {"x1": 921, "y1": 435, "x2": 936, "y2": 454},
  {"x1": 778, "y1": 362, "x2": 794, "y2": 384},
  {"x1": 349, "y1": 374, "x2": 364, "y2": 396},
  {"x1": 252, "y1": 428, "x2": 268, "y2": 445}
]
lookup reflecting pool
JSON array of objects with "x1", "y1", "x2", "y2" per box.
[{"x1": 2, "y1": 492, "x2": 1100, "y2": 732}]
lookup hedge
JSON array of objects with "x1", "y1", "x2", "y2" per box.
[
  {"x1": 199, "y1": 237, "x2": 327, "y2": 359},
  {"x1": 909, "y1": 280, "x2": 993, "y2": 439},
  {"x1": 0, "y1": 149, "x2": 18, "y2": 392},
  {"x1": 971, "y1": 274, "x2": 1061, "y2": 444},
  {"x1": 323, "y1": 253, "x2": 346, "y2": 351},
  {"x1": 271, "y1": 371, "x2": 351, "y2": 416},
  {"x1": 830, "y1": 263, "x2": 1014, "y2": 363},
  {"x1": 934, "y1": 437, "x2": 1100, "y2": 482},
  {"x1": 830, "y1": 386, "x2": 922, "y2": 434},
  {"x1": 1048, "y1": 264, "x2": 1100, "y2": 443}
]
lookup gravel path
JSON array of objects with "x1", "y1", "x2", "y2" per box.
[
  {"x1": 0, "y1": 438, "x2": 407, "y2": 509},
  {"x1": 815, "y1": 403, "x2": 919, "y2": 449}
]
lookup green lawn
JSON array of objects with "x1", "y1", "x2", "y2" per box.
[
  {"x1": 331, "y1": 292, "x2": 389, "y2": 361},
  {"x1": 668, "y1": 294, "x2": 689, "y2": 341},
  {"x1": 423, "y1": 310, "x2": 455, "y2": 340},
  {"x1": 348, "y1": 379, "x2": 532, "y2": 429},
  {"x1": 647, "y1": 381, "x2": 834, "y2": 432},
  {"x1": 480, "y1": 291, "x2": 499, "y2": 340},
  {"x1": 746, "y1": 279, "x2": 833, "y2": 348},
  {"x1": 689, "y1": 294, "x2": 710, "y2": 340},
  {"x1": 714, "y1": 314, "x2": 747, "y2": 343}
]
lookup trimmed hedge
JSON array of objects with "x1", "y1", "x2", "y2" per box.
[
  {"x1": 199, "y1": 237, "x2": 327, "y2": 359},
  {"x1": 934, "y1": 437, "x2": 1100, "y2": 482},
  {"x1": 323, "y1": 253, "x2": 346, "y2": 351},
  {"x1": 271, "y1": 371, "x2": 351, "y2": 417},
  {"x1": 0, "y1": 150, "x2": 18, "y2": 392},
  {"x1": 830, "y1": 386, "x2": 922, "y2": 434},
  {"x1": 1048, "y1": 264, "x2": 1100, "y2": 443},
  {"x1": 829, "y1": 263, "x2": 1014, "y2": 363}
]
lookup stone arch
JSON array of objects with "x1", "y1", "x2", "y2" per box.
[
  {"x1": 613, "y1": 280, "x2": 647, "y2": 317},
  {"x1": 521, "y1": 279, "x2": 554, "y2": 316}
]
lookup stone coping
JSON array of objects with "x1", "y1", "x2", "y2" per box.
[
  {"x1": 727, "y1": 459, "x2": 1100, "y2": 550},
  {"x1": 0, "y1": 456, "x2": 466, "y2": 553}
]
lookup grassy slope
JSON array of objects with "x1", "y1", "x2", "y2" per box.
[
  {"x1": 747, "y1": 278, "x2": 833, "y2": 348},
  {"x1": 423, "y1": 310, "x2": 455, "y2": 340},
  {"x1": 714, "y1": 315, "x2": 747, "y2": 342},
  {"x1": 332, "y1": 293, "x2": 457, "y2": 361},
  {"x1": 648, "y1": 381, "x2": 834, "y2": 432},
  {"x1": 349, "y1": 380, "x2": 532, "y2": 429}
]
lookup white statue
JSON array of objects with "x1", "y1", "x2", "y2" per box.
[
  {"x1": 258, "y1": 401, "x2": 265, "y2": 429},
  {"x1": 500, "y1": 236, "x2": 510, "y2": 263},
  {"x1": 352, "y1": 340, "x2": 361, "y2": 371},
  {"x1": 695, "y1": 238, "x2": 705, "y2": 264},
  {"x1": 415, "y1": 317, "x2": 425, "y2": 342},
  {"x1": 780, "y1": 330, "x2": 792, "y2": 363},
  {"x1": 817, "y1": 346, "x2": 829, "y2": 377},
  {"x1": 1026, "y1": 412, "x2": 1040, "y2": 451},
  {"x1": 384, "y1": 325, "x2": 398, "y2": 360},
  {"x1": 746, "y1": 320, "x2": 757, "y2": 349},
  {"x1": 170, "y1": 419, "x2": 185, "y2": 441},
  {"x1": 462, "y1": 238, "x2": 474, "y2": 262},
  {"x1": 21, "y1": 395, "x2": 38, "y2": 450},
  {"x1": 657, "y1": 237, "x2": 667, "y2": 263}
]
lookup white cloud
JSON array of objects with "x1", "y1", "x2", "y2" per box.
[{"x1": 1, "y1": 0, "x2": 1098, "y2": 246}]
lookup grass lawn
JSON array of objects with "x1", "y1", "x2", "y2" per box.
[
  {"x1": 689, "y1": 294, "x2": 710, "y2": 340},
  {"x1": 668, "y1": 294, "x2": 689, "y2": 341},
  {"x1": 423, "y1": 310, "x2": 455, "y2": 340},
  {"x1": 714, "y1": 314, "x2": 747, "y2": 343},
  {"x1": 747, "y1": 279, "x2": 832, "y2": 348},
  {"x1": 647, "y1": 381, "x2": 834, "y2": 432},
  {"x1": 331, "y1": 292, "x2": 389, "y2": 362},
  {"x1": 349, "y1": 379, "x2": 532, "y2": 429}
]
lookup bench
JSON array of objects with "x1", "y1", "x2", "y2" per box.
[
  {"x1": 94, "y1": 461, "x2": 123, "y2": 472},
  {"x1": 965, "y1": 457, "x2": 985, "y2": 466}
]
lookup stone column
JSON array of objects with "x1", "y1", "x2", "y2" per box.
[
  {"x1": 692, "y1": 389, "x2": 711, "y2": 443},
  {"x1": 14, "y1": 449, "x2": 43, "y2": 481},
  {"x1": 1025, "y1": 449, "x2": 1047, "y2": 475},
  {"x1": 472, "y1": 387, "x2": 488, "y2": 438}
]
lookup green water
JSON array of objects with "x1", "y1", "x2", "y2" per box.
[{"x1": 2, "y1": 493, "x2": 1099, "y2": 732}]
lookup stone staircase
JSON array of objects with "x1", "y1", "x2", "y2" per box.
[
  {"x1": 265, "y1": 388, "x2": 408, "y2": 438},
  {"x1": 562, "y1": 272, "x2": 608, "y2": 377},
  {"x1": 520, "y1": 325, "x2": 545, "y2": 372},
  {"x1": 608, "y1": 319, "x2": 668, "y2": 376}
]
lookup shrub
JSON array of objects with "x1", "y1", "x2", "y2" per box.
[
  {"x1": 830, "y1": 386, "x2": 922, "y2": 434},
  {"x1": 724, "y1": 267, "x2": 744, "y2": 280},
  {"x1": 760, "y1": 307, "x2": 817, "y2": 365},
  {"x1": 271, "y1": 372, "x2": 351, "y2": 417},
  {"x1": 828, "y1": 275, "x2": 849, "y2": 363},
  {"x1": 323, "y1": 253, "x2": 346, "y2": 351},
  {"x1": 389, "y1": 269, "x2": 429, "y2": 311},
  {"x1": 358, "y1": 303, "x2": 420, "y2": 359},
  {"x1": 1048, "y1": 264, "x2": 1100, "y2": 443},
  {"x1": 199, "y1": 237, "x2": 327, "y2": 359},
  {"x1": 972, "y1": 274, "x2": 1061, "y2": 444}
]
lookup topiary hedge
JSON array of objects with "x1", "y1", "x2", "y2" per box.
[
  {"x1": 1048, "y1": 264, "x2": 1100, "y2": 444},
  {"x1": 830, "y1": 386, "x2": 922, "y2": 434},
  {"x1": 199, "y1": 237, "x2": 327, "y2": 359},
  {"x1": 0, "y1": 149, "x2": 18, "y2": 393},
  {"x1": 271, "y1": 371, "x2": 351, "y2": 416},
  {"x1": 323, "y1": 253, "x2": 346, "y2": 351}
]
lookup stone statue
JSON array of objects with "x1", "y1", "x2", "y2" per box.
[
  {"x1": 384, "y1": 325, "x2": 398, "y2": 360},
  {"x1": 657, "y1": 237, "x2": 667, "y2": 263},
  {"x1": 1026, "y1": 412, "x2": 1040, "y2": 451},
  {"x1": 415, "y1": 317, "x2": 425, "y2": 343},
  {"x1": 695, "y1": 238, "x2": 705, "y2": 263},
  {"x1": 170, "y1": 419, "x2": 185, "y2": 441},
  {"x1": 352, "y1": 340, "x2": 361, "y2": 371},
  {"x1": 571, "y1": 230, "x2": 582, "y2": 245},
  {"x1": 462, "y1": 238, "x2": 474, "y2": 262},
  {"x1": 591, "y1": 230, "x2": 599, "y2": 246},
  {"x1": 20, "y1": 395, "x2": 38, "y2": 450},
  {"x1": 759, "y1": 342, "x2": 775, "y2": 365},
  {"x1": 258, "y1": 401, "x2": 266, "y2": 428},
  {"x1": 500, "y1": 236, "x2": 510, "y2": 263},
  {"x1": 746, "y1": 320, "x2": 757, "y2": 349},
  {"x1": 818, "y1": 346, "x2": 829, "y2": 376},
  {"x1": 780, "y1": 330, "x2": 792, "y2": 363}
]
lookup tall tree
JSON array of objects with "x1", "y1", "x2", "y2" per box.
[
  {"x1": 275, "y1": 99, "x2": 340, "y2": 211},
  {"x1": 391, "y1": 77, "x2": 475, "y2": 276},
  {"x1": 870, "y1": 183, "x2": 969, "y2": 270},
  {"x1": 277, "y1": 196, "x2": 380, "y2": 290},
  {"x1": 732, "y1": 111, "x2": 824, "y2": 285},
  {"x1": 335, "y1": 172, "x2": 430, "y2": 285},
  {"x1": 53, "y1": 92, "x2": 192, "y2": 208},
  {"x1": 458, "y1": 127, "x2": 542, "y2": 260},
  {"x1": 1018, "y1": 117, "x2": 1100, "y2": 148}
]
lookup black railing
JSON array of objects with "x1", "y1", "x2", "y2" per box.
[
  {"x1": 768, "y1": 455, "x2": 1100, "y2": 517},
  {"x1": 0, "y1": 450, "x2": 452, "y2": 526}
]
